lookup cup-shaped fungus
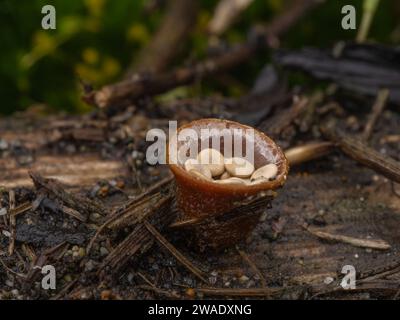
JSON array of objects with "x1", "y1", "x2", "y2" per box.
[{"x1": 168, "y1": 118, "x2": 289, "y2": 250}]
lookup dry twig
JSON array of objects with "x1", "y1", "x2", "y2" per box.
[
  {"x1": 9, "y1": 202, "x2": 32, "y2": 218},
  {"x1": 321, "y1": 127, "x2": 400, "y2": 183},
  {"x1": 236, "y1": 246, "x2": 267, "y2": 287},
  {"x1": 285, "y1": 141, "x2": 334, "y2": 166},
  {"x1": 196, "y1": 286, "x2": 305, "y2": 298},
  {"x1": 362, "y1": 88, "x2": 390, "y2": 141},
  {"x1": 8, "y1": 190, "x2": 16, "y2": 256},
  {"x1": 305, "y1": 226, "x2": 391, "y2": 250},
  {"x1": 97, "y1": 190, "x2": 174, "y2": 273},
  {"x1": 84, "y1": 0, "x2": 323, "y2": 108},
  {"x1": 128, "y1": 0, "x2": 199, "y2": 74},
  {"x1": 144, "y1": 220, "x2": 208, "y2": 283},
  {"x1": 86, "y1": 176, "x2": 173, "y2": 253},
  {"x1": 208, "y1": 0, "x2": 254, "y2": 36},
  {"x1": 137, "y1": 284, "x2": 181, "y2": 299},
  {"x1": 29, "y1": 171, "x2": 106, "y2": 219}
]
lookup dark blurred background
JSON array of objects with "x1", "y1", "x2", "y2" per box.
[{"x1": 0, "y1": 0, "x2": 399, "y2": 115}]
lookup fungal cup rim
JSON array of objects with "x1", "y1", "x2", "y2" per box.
[{"x1": 168, "y1": 118, "x2": 289, "y2": 192}]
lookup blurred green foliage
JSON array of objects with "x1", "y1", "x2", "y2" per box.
[{"x1": 0, "y1": 0, "x2": 398, "y2": 115}]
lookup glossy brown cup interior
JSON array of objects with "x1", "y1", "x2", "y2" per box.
[{"x1": 168, "y1": 118, "x2": 289, "y2": 250}]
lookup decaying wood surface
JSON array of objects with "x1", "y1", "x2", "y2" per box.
[{"x1": 1, "y1": 108, "x2": 400, "y2": 300}]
